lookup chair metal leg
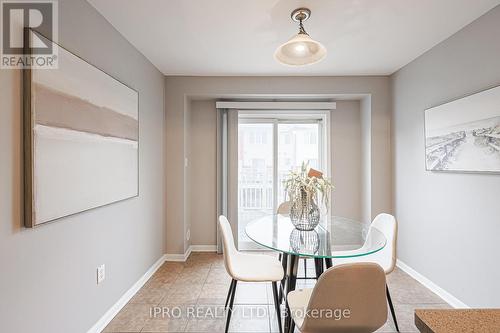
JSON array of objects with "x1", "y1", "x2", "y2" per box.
[
  {"x1": 314, "y1": 258, "x2": 324, "y2": 279},
  {"x1": 325, "y1": 258, "x2": 333, "y2": 269},
  {"x1": 279, "y1": 253, "x2": 288, "y2": 304},
  {"x1": 386, "y1": 284, "x2": 400, "y2": 332},
  {"x1": 224, "y1": 279, "x2": 235, "y2": 309},
  {"x1": 303, "y1": 259, "x2": 307, "y2": 279},
  {"x1": 271, "y1": 281, "x2": 283, "y2": 333},
  {"x1": 225, "y1": 279, "x2": 237, "y2": 333},
  {"x1": 284, "y1": 255, "x2": 299, "y2": 333}
]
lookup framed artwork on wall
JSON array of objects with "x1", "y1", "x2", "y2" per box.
[
  {"x1": 424, "y1": 85, "x2": 500, "y2": 173},
  {"x1": 23, "y1": 29, "x2": 139, "y2": 227}
]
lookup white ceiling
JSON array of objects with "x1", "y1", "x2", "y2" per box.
[{"x1": 88, "y1": 0, "x2": 500, "y2": 76}]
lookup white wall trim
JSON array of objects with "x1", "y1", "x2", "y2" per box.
[
  {"x1": 164, "y1": 245, "x2": 217, "y2": 262},
  {"x1": 86, "y1": 254, "x2": 167, "y2": 333},
  {"x1": 396, "y1": 259, "x2": 469, "y2": 309},
  {"x1": 191, "y1": 245, "x2": 218, "y2": 252},
  {"x1": 216, "y1": 101, "x2": 336, "y2": 110},
  {"x1": 165, "y1": 247, "x2": 192, "y2": 262}
]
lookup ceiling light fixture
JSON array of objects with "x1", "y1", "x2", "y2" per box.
[{"x1": 274, "y1": 8, "x2": 327, "y2": 66}]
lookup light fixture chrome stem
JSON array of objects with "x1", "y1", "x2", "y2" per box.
[{"x1": 298, "y1": 20, "x2": 308, "y2": 35}]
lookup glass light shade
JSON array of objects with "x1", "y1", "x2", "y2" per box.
[{"x1": 274, "y1": 33, "x2": 327, "y2": 66}]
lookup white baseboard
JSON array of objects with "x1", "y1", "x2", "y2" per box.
[
  {"x1": 165, "y1": 245, "x2": 217, "y2": 262},
  {"x1": 87, "y1": 254, "x2": 167, "y2": 333},
  {"x1": 165, "y1": 247, "x2": 192, "y2": 262},
  {"x1": 190, "y1": 245, "x2": 217, "y2": 252},
  {"x1": 396, "y1": 259, "x2": 469, "y2": 309}
]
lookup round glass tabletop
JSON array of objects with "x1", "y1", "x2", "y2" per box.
[{"x1": 245, "y1": 214, "x2": 386, "y2": 259}]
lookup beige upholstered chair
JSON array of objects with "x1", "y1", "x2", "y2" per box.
[
  {"x1": 219, "y1": 216, "x2": 284, "y2": 333},
  {"x1": 332, "y1": 213, "x2": 399, "y2": 331},
  {"x1": 287, "y1": 263, "x2": 388, "y2": 333},
  {"x1": 277, "y1": 201, "x2": 292, "y2": 215}
]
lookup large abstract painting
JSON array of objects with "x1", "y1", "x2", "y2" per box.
[
  {"x1": 24, "y1": 30, "x2": 139, "y2": 227},
  {"x1": 425, "y1": 85, "x2": 500, "y2": 173}
]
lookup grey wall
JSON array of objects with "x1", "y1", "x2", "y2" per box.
[
  {"x1": 165, "y1": 76, "x2": 391, "y2": 254},
  {"x1": 0, "y1": 0, "x2": 166, "y2": 332},
  {"x1": 392, "y1": 5, "x2": 500, "y2": 307},
  {"x1": 188, "y1": 100, "x2": 218, "y2": 246},
  {"x1": 331, "y1": 101, "x2": 362, "y2": 221}
]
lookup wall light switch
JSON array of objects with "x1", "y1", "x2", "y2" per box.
[{"x1": 97, "y1": 264, "x2": 106, "y2": 284}]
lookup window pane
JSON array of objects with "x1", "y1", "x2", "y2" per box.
[
  {"x1": 277, "y1": 123, "x2": 320, "y2": 205},
  {"x1": 238, "y1": 123, "x2": 274, "y2": 249},
  {"x1": 237, "y1": 120, "x2": 322, "y2": 250}
]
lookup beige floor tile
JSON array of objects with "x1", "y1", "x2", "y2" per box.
[
  {"x1": 161, "y1": 283, "x2": 203, "y2": 305},
  {"x1": 148, "y1": 271, "x2": 180, "y2": 285},
  {"x1": 185, "y1": 318, "x2": 226, "y2": 333},
  {"x1": 143, "y1": 281, "x2": 175, "y2": 295},
  {"x1": 102, "y1": 252, "x2": 452, "y2": 333},
  {"x1": 210, "y1": 259, "x2": 226, "y2": 269},
  {"x1": 184, "y1": 261, "x2": 213, "y2": 270},
  {"x1": 197, "y1": 283, "x2": 232, "y2": 305},
  {"x1": 129, "y1": 286, "x2": 170, "y2": 305},
  {"x1": 176, "y1": 268, "x2": 210, "y2": 285},
  {"x1": 185, "y1": 253, "x2": 222, "y2": 269},
  {"x1": 184, "y1": 307, "x2": 227, "y2": 333},
  {"x1": 205, "y1": 268, "x2": 232, "y2": 285},
  {"x1": 264, "y1": 283, "x2": 285, "y2": 306},
  {"x1": 103, "y1": 303, "x2": 152, "y2": 332},
  {"x1": 267, "y1": 304, "x2": 284, "y2": 333},
  {"x1": 160, "y1": 262, "x2": 186, "y2": 274},
  {"x1": 388, "y1": 277, "x2": 444, "y2": 304},
  {"x1": 234, "y1": 282, "x2": 270, "y2": 305},
  {"x1": 227, "y1": 305, "x2": 271, "y2": 332},
  {"x1": 141, "y1": 317, "x2": 188, "y2": 333}
]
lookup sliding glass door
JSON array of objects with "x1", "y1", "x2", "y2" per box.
[{"x1": 237, "y1": 114, "x2": 326, "y2": 249}]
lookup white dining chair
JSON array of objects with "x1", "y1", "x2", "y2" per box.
[
  {"x1": 332, "y1": 213, "x2": 399, "y2": 332},
  {"x1": 219, "y1": 215, "x2": 285, "y2": 333},
  {"x1": 277, "y1": 201, "x2": 292, "y2": 215},
  {"x1": 287, "y1": 262, "x2": 388, "y2": 333}
]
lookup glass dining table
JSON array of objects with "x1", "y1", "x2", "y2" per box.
[{"x1": 245, "y1": 214, "x2": 387, "y2": 332}]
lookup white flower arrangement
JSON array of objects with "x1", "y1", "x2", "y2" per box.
[{"x1": 283, "y1": 162, "x2": 333, "y2": 210}]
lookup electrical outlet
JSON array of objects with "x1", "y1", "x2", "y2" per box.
[
  {"x1": 184, "y1": 158, "x2": 188, "y2": 168},
  {"x1": 186, "y1": 229, "x2": 190, "y2": 241},
  {"x1": 97, "y1": 264, "x2": 105, "y2": 284}
]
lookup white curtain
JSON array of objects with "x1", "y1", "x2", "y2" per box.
[{"x1": 216, "y1": 108, "x2": 239, "y2": 253}]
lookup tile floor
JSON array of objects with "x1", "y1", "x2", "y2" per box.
[{"x1": 103, "y1": 253, "x2": 450, "y2": 333}]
